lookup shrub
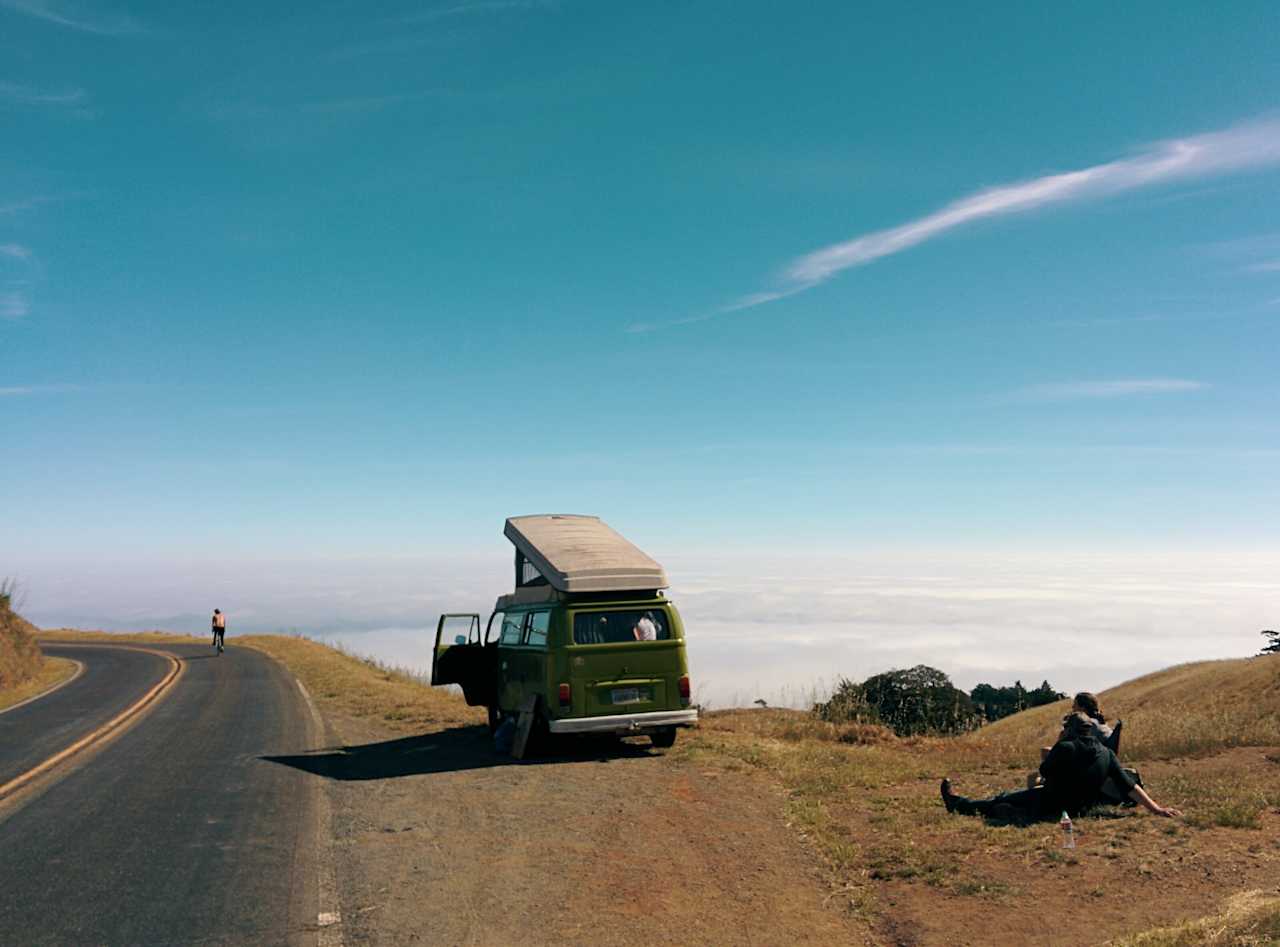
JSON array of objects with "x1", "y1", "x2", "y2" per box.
[{"x1": 814, "y1": 665, "x2": 981, "y2": 736}]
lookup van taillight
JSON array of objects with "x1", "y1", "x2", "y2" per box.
[
  {"x1": 558, "y1": 683, "x2": 571, "y2": 708},
  {"x1": 678, "y1": 676, "x2": 690, "y2": 704}
]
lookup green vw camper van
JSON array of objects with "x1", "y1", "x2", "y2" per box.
[{"x1": 431, "y1": 515, "x2": 697, "y2": 750}]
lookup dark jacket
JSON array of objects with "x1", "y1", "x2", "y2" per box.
[{"x1": 1039, "y1": 736, "x2": 1136, "y2": 817}]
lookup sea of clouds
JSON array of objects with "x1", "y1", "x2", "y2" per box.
[{"x1": 18, "y1": 547, "x2": 1277, "y2": 708}]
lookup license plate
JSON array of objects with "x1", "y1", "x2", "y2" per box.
[{"x1": 611, "y1": 687, "x2": 643, "y2": 705}]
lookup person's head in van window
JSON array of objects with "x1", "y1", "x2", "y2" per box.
[
  {"x1": 596, "y1": 616, "x2": 610, "y2": 644},
  {"x1": 633, "y1": 612, "x2": 658, "y2": 641}
]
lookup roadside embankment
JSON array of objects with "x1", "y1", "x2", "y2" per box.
[
  {"x1": 234, "y1": 634, "x2": 484, "y2": 731},
  {"x1": 1, "y1": 591, "x2": 79, "y2": 712},
  {"x1": 0, "y1": 590, "x2": 43, "y2": 689}
]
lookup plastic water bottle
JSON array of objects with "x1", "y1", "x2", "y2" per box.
[{"x1": 1060, "y1": 811, "x2": 1075, "y2": 849}]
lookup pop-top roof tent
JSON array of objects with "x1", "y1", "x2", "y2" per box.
[{"x1": 503, "y1": 514, "x2": 668, "y2": 594}]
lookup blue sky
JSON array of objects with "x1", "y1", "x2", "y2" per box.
[{"x1": 3, "y1": 2, "x2": 1278, "y2": 697}]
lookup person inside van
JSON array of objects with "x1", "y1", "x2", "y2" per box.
[
  {"x1": 633, "y1": 612, "x2": 658, "y2": 641},
  {"x1": 941, "y1": 712, "x2": 1181, "y2": 822}
]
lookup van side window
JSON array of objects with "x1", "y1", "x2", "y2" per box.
[
  {"x1": 499, "y1": 612, "x2": 524, "y2": 645},
  {"x1": 526, "y1": 611, "x2": 550, "y2": 647}
]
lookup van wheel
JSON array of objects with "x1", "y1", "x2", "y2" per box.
[{"x1": 650, "y1": 728, "x2": 677, "y2": 749}]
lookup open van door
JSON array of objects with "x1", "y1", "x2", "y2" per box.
[
  {"x1": 432, "y1": 613, "x2": 497, "y2": 707},
  {"x1": 432, "y1": 613, "x2": 480, "y2": 686}
]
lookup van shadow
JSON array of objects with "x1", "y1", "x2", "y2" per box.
[{"x1": 260, "y1": 725, "x2": 661, "y2": 781}]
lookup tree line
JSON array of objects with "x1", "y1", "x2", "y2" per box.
[{"x1": 813, "y1": 665, "x2": 1066, "y2": 736}]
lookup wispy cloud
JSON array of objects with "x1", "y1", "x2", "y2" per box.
[
  {"x1": 0, "y1": 80, "x2": 87, "y2": 106},
  {"x1": 0, "y1": 0, "x2": 142, "y2": 34},
  {"x1": 0, "y1": 243, "x2": 32, "y2": 261},
  {"x1": 209, "y1": 90, "x2": 448, "y2": 121},
  {"x1": 1242, "y1": 259, "x2": 1280, "y2": 273},
  {"x1": 0, "y1": 291, "x2": 30, "y2": 319},
  {"x1": 1014, "y1": 379, "x2": 1208, "y2": 402},
  {"x1": 0, "y1": 383, "x2": 79, "y2": 395},
  {"x1": 635, "y1": 116, "x2": 1280, "y2": 331},
  {"x1": 400, "y1": 0, "x2": 559, "y2": 23},
  {"x1": 0, "y1": 195, "x2": 56, "y2": 216}
]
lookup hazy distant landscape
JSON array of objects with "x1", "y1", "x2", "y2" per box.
[{"x1": 16, "y1": 547, "x2": 1278, "y2": 707}]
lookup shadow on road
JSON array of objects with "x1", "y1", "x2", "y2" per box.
[{"x1": 260, "y1": 726, "x2": 660, "y2": 781}]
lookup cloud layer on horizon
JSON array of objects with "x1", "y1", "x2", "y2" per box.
[{"x1": 17, "y1": 549, "x2": 1278, "y2": 708}]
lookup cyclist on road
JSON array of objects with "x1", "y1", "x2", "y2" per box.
[{"x1": 212, "y1": 608, "x2": 226, "y2": 653}]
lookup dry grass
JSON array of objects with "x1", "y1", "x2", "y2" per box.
[
  {"x1": 1109, "y1": 890, "x2": 1280, "y2": 946},
  {"x1": 683, "y1": 653, "x2": 1280, "y2": 940},
  {"x1": 234, "y1": 634, "x2": 483, "y2": 732},
  {"x1": 0, "y1": 655, "x2": 78, "y2": 712},
  {"x1": 0, "y1": 596, "x2": 44, "y2": 690},
  {"x1": 39, "y1": 628, "x2": 210, "y2": 646},
  {"x1": 964, "y1": 654, "x2": 1280, "y2": 765}
]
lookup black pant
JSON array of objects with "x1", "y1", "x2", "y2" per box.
[
  {"x1": 213, "y1": 629, "x2": 225, "y2": 647},
  {"x1": 949, "y1": 787, "x2": 1051, "y2": 822}
]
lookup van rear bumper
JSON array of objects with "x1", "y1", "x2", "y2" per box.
[{"x1": 548, "y1": 709, "x2": 698, "y2": 735}]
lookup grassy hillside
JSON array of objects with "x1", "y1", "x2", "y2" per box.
[
  {"x1": 0, "y1": 589, "x2": 44, "y2": 690},
  {"x1": 966, "y1": 653, "x2": 1280, "y2": 763},
  {"x1": 690, "y1": 654, "x2": 1280, "y2": 945}
]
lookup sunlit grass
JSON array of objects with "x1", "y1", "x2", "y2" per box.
[
  {"x1": 0, "y1": 655, "x2": 78, "y2": 711},
  {"x1": 1108, "y1": 890, "x2": 1280, "y2": 946},
  {"x1": 966, "y1": 654, "x2": 1280, "y2": 764}
]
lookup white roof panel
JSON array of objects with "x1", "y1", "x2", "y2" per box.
[{"x1": 503, "y1": 514, "x2": 668, "y2": 593}]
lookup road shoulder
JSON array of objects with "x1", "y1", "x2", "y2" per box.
[
  {"x1": 0, "y1": 656, "x2": 81, "y2": 714},
  {"x1": 310, "y1": 708, "x2": 869, "y2": 946}
]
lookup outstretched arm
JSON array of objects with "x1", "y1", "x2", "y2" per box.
[{"x1": 1129, "y1": 784, "x2": 1182, "y2": 818}]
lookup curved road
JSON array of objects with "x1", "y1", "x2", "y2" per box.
[
  {"x1": 0, "y1": 644, "x2": 171, "y2": 789},
  {"x1": 0, "y1": 643, "x2": 326, "y2": 947}
]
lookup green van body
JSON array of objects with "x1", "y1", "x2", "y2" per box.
[
  {"x1": 430, "y1": 514, "x2": 696, "y2": 742},
  {"x1": 431, "y1": 517, "x2": 696, "y2": 746},
  {"x1": 437, "y1": 514, "x2": 701, "y2": 742}
]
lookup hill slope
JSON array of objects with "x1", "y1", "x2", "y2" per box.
[
  {"x1": 0, "y1": 593, "x2": 43, "y2": 690},
  {"x1": 969, "y1": 652, "x2": 1280, "y2": 761}
]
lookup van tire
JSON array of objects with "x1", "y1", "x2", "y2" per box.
[{"x1": 650, "y1": 728, "x2": 677, "y2": 749}]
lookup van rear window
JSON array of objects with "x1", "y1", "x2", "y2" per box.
[{"x1": 573, "y1": 610, "x2": 670, "y2": 645}]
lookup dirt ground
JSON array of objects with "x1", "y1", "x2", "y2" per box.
[
  {"x1": 299, "y1": 706, "x2": 1280, "y2": 947},
  {"x1": 308, "y1": 713, "x2": 873, "y2": 946},
  {"x1": 811, "y1": 747, "x2": 1280, "y2": 947}
]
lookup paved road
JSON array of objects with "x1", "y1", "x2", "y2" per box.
[
  {"x1": 0, "y1": 643, "x2": 325, "y2": 946},
  {"x1": 0, "y1": 643, "x2": 173, "y2": 790}
]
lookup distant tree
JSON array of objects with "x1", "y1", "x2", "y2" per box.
[
  {"x1": 1262, "y1": 630, "x2": 1280, "y2": 655},
  {"x1": 813, "y1": 665, "x2": 980, "y2": 736},
  {"x1": 970, "y1": 678, "x2": 1065, "y2": 722},
  {"x1": 1027, "y1": 680, "x2": 1068, "y2": 708}
]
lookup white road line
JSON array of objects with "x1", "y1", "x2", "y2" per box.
[{"x1": 295, "y1": 678, "x2": 345, "y2": 947}]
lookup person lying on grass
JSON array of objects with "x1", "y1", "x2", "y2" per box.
[{"x1": 941, "y1": 712, "x2": 1182, "y2": 823}]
